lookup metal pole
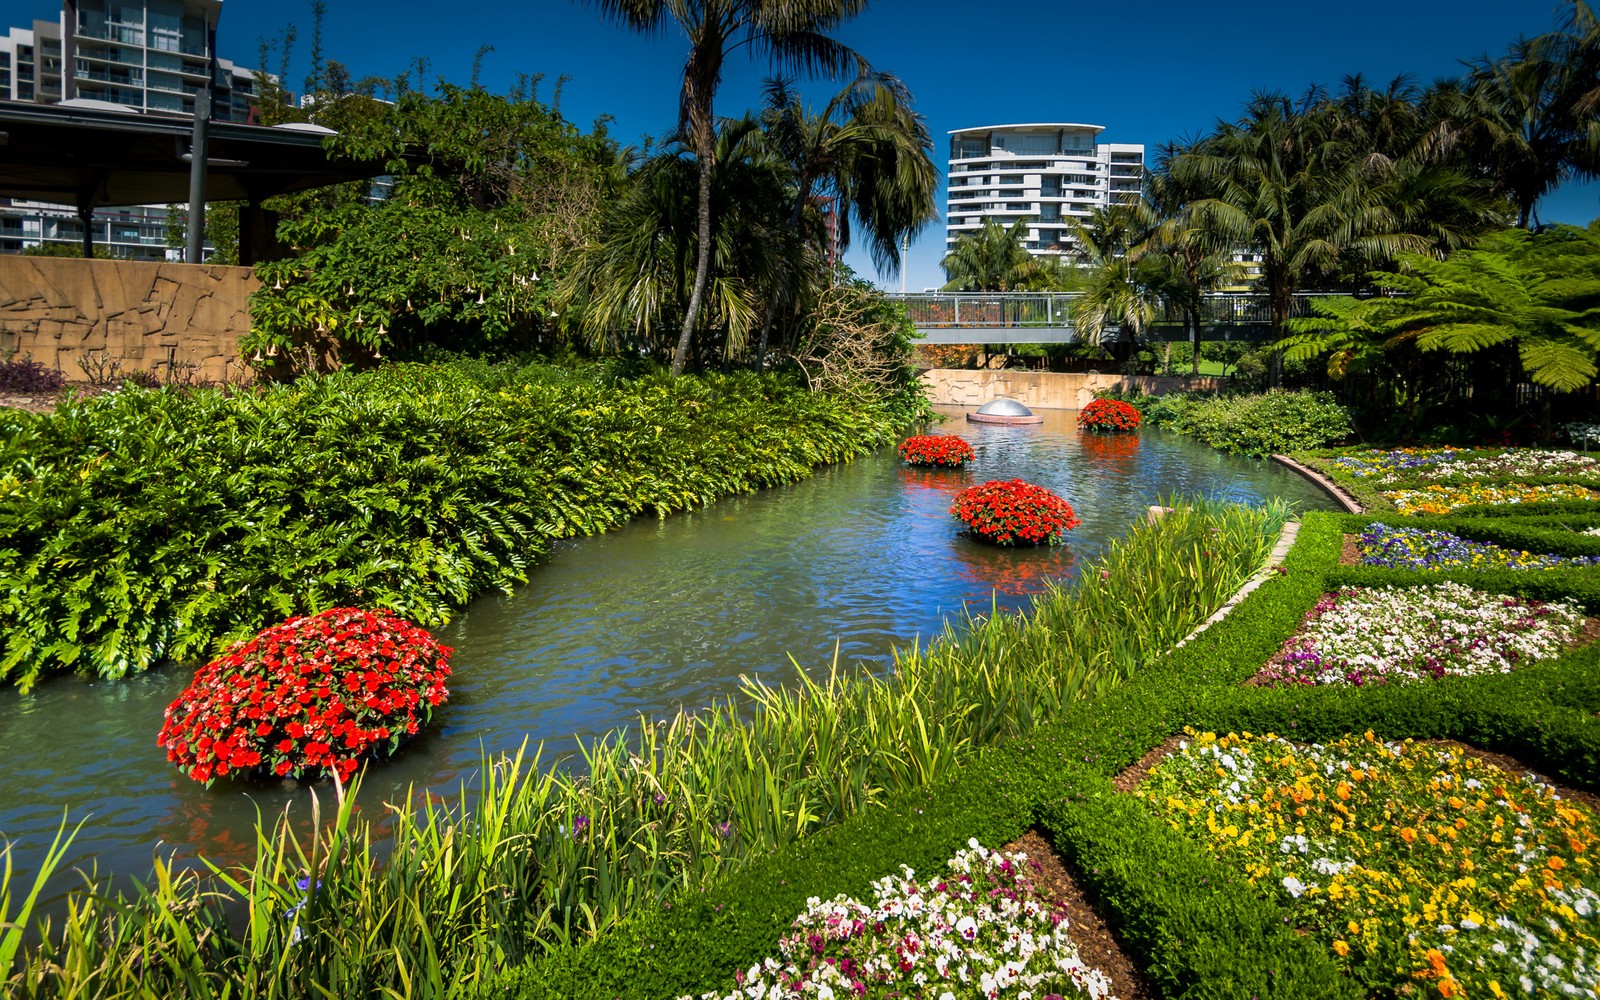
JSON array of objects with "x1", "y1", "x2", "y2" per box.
[
  {"x1": 77, "y1": 204, "x2": 94, "y2": 258},
  {"x1": 186, "y1": 90, "x2": 210, "y2": 264}
]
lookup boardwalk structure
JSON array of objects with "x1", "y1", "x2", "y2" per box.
[{"x1": 892, "y1": 291, "x2": 1340, "y2": 344}]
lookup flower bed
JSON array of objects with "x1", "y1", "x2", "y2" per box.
[
  {"x1": 950, "y1": 479, "x2": 1081, "y2": 546},
  {"x1": 1078, "y1": 398, "x2": 1141, "y2": 434},
  {"x1": 1329, "y1": 447, "x2": 1600, "y2": 484},
  {"x1": 680, "y1": 840, "x2": 1118, "y2": 1000},
  {"x1": 1257, "y1": 581, "x2": 1583, "y2": 687},
  {"x1": 158, "y1": 607, "x2": 452, "y2": 784},
  {"x1": 1382, "y1": 482, "x2": 1600, "y2": 515},
  {"x1": 899, "y1": 433, "x2": 976, "y2": 467},
  {"x1": 1138, "y1": 730, "x2": 1600, "y2": 999},
  {"x1": 1357, "y1": 522, "x2": 1600, "y2": 571}
]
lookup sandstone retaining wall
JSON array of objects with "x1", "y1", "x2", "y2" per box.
[
  {"x1": 920, "y1": 369, "x2": 1225, "y2": 410},
  {"x1": 0, "y1": 257, "x2": 256, "y2": 383}
]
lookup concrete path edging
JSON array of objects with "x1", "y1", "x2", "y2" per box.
[
  {"x1": 1171, "y1": 519, "x2": 1300, "y2": 651},
  {"x1": 1270, "y1": 454, "x2": 1364, "y2": 514}
]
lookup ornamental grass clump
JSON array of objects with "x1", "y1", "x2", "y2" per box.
[
  {"x1": 1140, "y1": 730, "x2": 1600, "y2": 999},
  {"x1": 1258, "y1": 582, "x2": 1583, "y2": 687},
  {"x1": 157, "y1": 607, "x2": 452, "y2": 784},
  {"x1": 1358, "y1": 522, "x2": 1600, "y2": 571},
  {"x1": 1077, "y1": 398, "x2": 1141, "y2": 434},
  {"x1": 899, "y1": 433, "x2": 975, "y2": 467},
  {"x1": 951, "y1": 479, "x2": 1081, "y2": 546},
  {"x1": 681, "y1": 840, "x2": 1118, "y2": 1000}
]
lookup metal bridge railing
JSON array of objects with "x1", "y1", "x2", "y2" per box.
[{"x1": 890, "y1": 291, "x2": 1339, "y2": 329}]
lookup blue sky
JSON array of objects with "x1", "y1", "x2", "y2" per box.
[{"x1": 220, "y1": 0, "x2": 1599, "y2": 290}]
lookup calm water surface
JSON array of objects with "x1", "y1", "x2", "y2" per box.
[{"x1": 0, "y1": 406, "x2": 1336, "y2": 893}]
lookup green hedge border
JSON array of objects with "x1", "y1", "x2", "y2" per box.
[{"x1": 471, "y1": 511, "x2": 1600, "y2": 1000}]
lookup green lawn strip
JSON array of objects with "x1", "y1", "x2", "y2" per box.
[{"x1": 473, "y1": 508, "x2": 1600, "y2": 999}]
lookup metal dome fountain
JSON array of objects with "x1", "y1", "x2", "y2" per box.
[{"x1": 967, "y1": 398, "x2": 1045, "y2": 425}]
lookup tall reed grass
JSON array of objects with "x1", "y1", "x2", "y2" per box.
[{"x1": 1, "y1": 499, "x2": 1288, "y2": 999}]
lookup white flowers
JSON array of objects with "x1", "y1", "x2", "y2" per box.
[
  {"x1": 680, "y1": 844, "x2": 1118, "y2": 1000},
  {"x1": 1282, "y1": 875, "x2": 1309, "y2": 898}
]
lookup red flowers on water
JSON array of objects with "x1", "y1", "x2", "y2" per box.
[
  {"x1": 898, "y1": 434, "x2": 976, "y2": 468},
  {"x1": 1078, "y1": 398, "x2": 1142, "y2": 434},
  {"x1": 950, "y1": 479, "x2": 1081, "y2": 547},
  {"x1": 157, "y1": 607, "x2": 452, "y2": 786}
]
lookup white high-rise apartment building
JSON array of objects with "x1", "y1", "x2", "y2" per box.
[
  {"x1": 945, "y1": 123, "x2": 1145, "y2": 259},
  {"x1": 0, "y1": 0, "x2": 261, "y2": 259}
]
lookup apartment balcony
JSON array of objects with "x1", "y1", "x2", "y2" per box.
[
  {"x1": 76, "y1": 65, "x2": 143, "y2": 86},
  {"x1": 77, "y1": 24, "x2": 145, "y2": 46},
  {"x1": 75, "y1": 45, "x2": 141, "y2": 66}
]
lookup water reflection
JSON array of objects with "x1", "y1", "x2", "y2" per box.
[{"x1": 0, "y1": 407, "x2": 1339, "y2": 898}]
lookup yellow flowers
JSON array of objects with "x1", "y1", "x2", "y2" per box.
[
  {"x1": 1138, "y1": 730, "x2": 1600, "y2": 998},
  {"x1": 1381, "y1": 481, "x2": 1600, "y2": 515}
]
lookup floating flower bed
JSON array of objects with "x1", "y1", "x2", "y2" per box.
[
  {"x1": 1381, "y1": 482, "x2": 1600, "y2": 515},
  {"x1": 1357, "y1": 522, "x2": 1600, "y2": 571},
  {"x1": 1078, "y1": 398, "x2": 1142, "y2": 434},
  {"x1": 1330, "y1": 448, "x2": 1600, "y2": 484},
  {"x1": 899, "y1": 433, "x2": 976, "y2": 467},
  {"x1": 1257, "y1": 582, "x2": 1582, "y2": 687},
  {"x1": 680, "y1": 840, "x2": 1118, "y2": 1000},
  {"x1": 951, "y1": 479, "x2": 1081, "y2": 546},
  {"x1": 158, "y1": 607, "x2": 452, "y2": 784},
  {"x1": 1139, "y1": 730, "x2": 1600, "y2": 999}
]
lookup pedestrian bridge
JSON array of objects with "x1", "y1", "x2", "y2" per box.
[{"x1": 889, "y1": 292, "x2": 1333, "y2": 344}]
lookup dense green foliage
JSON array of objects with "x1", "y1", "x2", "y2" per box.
[
  {"x1": 1, "y1": 501, "x2": 1289, "y2": 997},
  {"x1": 480, "y1": 511, "x2": 1600, "y2": 999},
  {"x1": 1286, "y1": 221, "x2": 1600, "y2": 395},
  {"x1": 1108, "y1": 389, "x2": 1354, "y2": 456},
  {"x1": 0, "y1": 360, "x2": 910, "y2": 691}
]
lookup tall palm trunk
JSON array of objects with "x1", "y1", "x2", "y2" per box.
[{"x1": 675, "y1": 147, "x2": 716, "y2": 376}]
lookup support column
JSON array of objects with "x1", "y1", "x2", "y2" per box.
[
  {"x1": 77, "y1": 203, "x2": 93, "y2": 258},
  {"x1": 61, "y1": 0, "x2": 79, "y2": 101},
  {"x1": 186, "y1": 90, "x2": 210, "y2": 264}
]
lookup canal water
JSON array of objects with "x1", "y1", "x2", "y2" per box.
[{"x1": 0, "y1": 407, "x2": 1336, "y2": 894}]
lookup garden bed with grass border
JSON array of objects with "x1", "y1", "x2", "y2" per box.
[{"x1": 473, "y1": 512, "x2": 1600, "y2": 1000}]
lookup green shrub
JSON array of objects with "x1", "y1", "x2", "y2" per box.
[
  {"x1": 1168, "y1": 390, "x2": 1354, "y2": 456},
  {"x1": 0, "y1": 361, "x2": 905, "y2": 690}
]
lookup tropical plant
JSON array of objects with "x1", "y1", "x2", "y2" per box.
[
  {"x1": 940, "y1": 217, "x2": 1040, "y2": 292},
  {"x1": 1285, "y1": 222, "x2": 1600, "y2": 393},
  {"x1": 586, "y1": 0, "x2": 870, "y2": 375},
  {"x1": 1061, "y1": 201, "x2": 1161, "y2": 349},
  {"x1": 752, "y1": 72, "x2": 938, "y2": 368}
]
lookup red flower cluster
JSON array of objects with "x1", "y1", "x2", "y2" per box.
[
  {"x1": 1078, "y1": 398, "x2": 1142, "y2": 433},
  {"x1": 157, "y1": 607, "x2": 452, "y2": 785},
  {"x1": 899, "y1": 434, "x2": 976, "y2": 467},
  {"x1": 950, "y1": 479, "x2": 1082, "y2": 546}
]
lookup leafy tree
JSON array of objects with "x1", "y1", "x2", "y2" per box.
[
  {"x1": 1285, "y1": 222, "x2": 1600, "y2": 394},
  {"x1": 1061, "y1": 201, "x2": 1161, "y2": 350},
  {"x1": 586, "y1": 0, "x2": 869, "y2": 375}
]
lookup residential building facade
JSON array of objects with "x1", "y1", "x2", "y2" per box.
[
  {"x1": 0, "y1": 0, "x2": 261, "y2": 259},
  {"x1": 945, "y1": 123, "x2": 1145, "y2": 259}
]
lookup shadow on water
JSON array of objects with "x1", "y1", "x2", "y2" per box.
[{"x1": 0, "y1": 405, "x2": 1338, "y2": 903}]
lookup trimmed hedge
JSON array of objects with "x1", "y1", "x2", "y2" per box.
[{"x1": 473, "y1": 508, "x2": 1600, "y2": 999}]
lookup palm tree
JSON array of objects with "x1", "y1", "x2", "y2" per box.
[
  {"x1": 1170, "y1": 91, "x2": 1426, "y2": 383},
  {"x1": 587, "y1": 0, "x2": 868, "y2": 375},
  {"x1": 940, "y1": 217, "x2": 1039, "y2": 291},
  {"x1": 563, "y1": 120, "x2": 799, "y2": 365},
  {"x1": 1060, "y1": 201, "x2": 1161, "y2": 355},
  {"x1": 753, "y1": 72, "x2": 938, "y2": 369}
]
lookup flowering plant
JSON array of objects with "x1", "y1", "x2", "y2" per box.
[
  {"x1": 681, "y1": 840, "x2": 1117, "y2": 1000},
  {"x1": 1357, "y1": 522, "x2": 1600, "y2": 571},
  {"x1": 1077, "y1": 398, "x2": 1141, "y2": 434},
  {"x1": 1382, "y1": 481, "x2": 1600, "y2": 515},
  {"x1": 1140, "y1": 729, "x2": 1600, "y2": 999},
  {"x1": 158, "y1": 607, "x2": 452, "y2": 785},
  {"x1": 899, "y1": 433, "x2": 976, "y2": 467},
  {"x1": 1331, "y1": 447, "x2": 1600, "y2": 485},
  {"x1": 951, "y1": 479, "x2": 1081, "y2": 546},
  {"x1": 1257, "y1": 582, "x2": 1582, "y2": 687}
]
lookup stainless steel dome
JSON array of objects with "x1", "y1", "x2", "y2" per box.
[{"x1": 975, "y1": 398, "x2": 1034, "y2": 417}]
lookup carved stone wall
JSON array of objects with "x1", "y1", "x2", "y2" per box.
[
  {"x1": 920, "y1": 369, "x2": 1226, "y2": 410},
  {"x1": 0, "y1": 257, "x2": 256, "y2": 383}
]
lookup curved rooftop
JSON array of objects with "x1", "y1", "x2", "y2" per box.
[{"x1": 948, "y1": 123, "x2": 1106, "y2": 135}]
